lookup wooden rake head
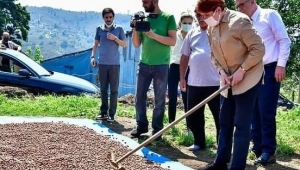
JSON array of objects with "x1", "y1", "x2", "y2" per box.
[{"x1": 107, "y1": 151, "x2": 125, "y2": 170}]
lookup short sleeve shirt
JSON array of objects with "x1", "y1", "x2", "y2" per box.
[
  {"x1": 180, "y1": 27, "x2": 219, "y2": 87},
  {"x1": 94, "y1": 24, "x2": 126, "y2": 65},
  {"x1": 138, "y1": 11, "x2": 177, "y2": 65}
]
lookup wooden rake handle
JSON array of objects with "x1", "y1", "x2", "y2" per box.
[{"x1": 115, "y1": 84, "x2": 230, "y2": 164}]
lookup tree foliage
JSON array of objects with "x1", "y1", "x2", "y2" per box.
[
  {"x1": 225, "y1": 0, "x2": 300, "y2": 78},
  {"x1": 26, "y1": 45, "x2": 44, "y2": 63},
  {"x1": 0, "y1": 0, "x2": 30, "y2": 43}
]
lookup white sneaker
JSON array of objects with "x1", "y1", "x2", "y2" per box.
[{"x1": 188, "y1": 144, "x2": 200, "y2": 151}]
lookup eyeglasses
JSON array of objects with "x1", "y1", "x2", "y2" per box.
[
  {"x1": 236, "y1": 0, "x2": 251, "y2": 9},
  {"x1": 195, "y1": 13, "x2": 205, "y2": 18}
]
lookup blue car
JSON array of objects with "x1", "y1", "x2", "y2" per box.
[{"x1": 0, "y1": 47, "x2": 100, "y2": 95}]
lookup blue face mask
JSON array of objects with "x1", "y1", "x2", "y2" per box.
[{"x1": 181, "y1": 24, "x2": 192, "y2": 32}]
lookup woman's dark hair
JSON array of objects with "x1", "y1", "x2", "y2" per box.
[
  {"x1": 196, "y1": 0, "x2": 225, "y2": 13},
  {"x1": 102, "y1": 8, "x2": 115, "y2": 17}
]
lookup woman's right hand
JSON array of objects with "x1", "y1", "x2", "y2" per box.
[{"x1": 219, "y1": 70, "x2": 231, "y2": 85}]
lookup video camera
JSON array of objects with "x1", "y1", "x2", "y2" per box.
[{"x1": 130, "y1": 11, "x2": 158, "y2": 32}]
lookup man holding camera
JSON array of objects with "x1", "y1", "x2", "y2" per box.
[
  {"x1": 130, "y1": 0, "x2": 177, "y2": 140},
  {"x1": 91, "y1": 8, "x2": 127, "y2": 123}
]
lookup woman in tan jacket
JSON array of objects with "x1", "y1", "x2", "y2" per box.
[{"x1": 196, "y1": 0, "x2": 265, "y2": 170}]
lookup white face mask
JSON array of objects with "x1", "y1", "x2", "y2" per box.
[
  {"x1": 181, "y1": 24, "x2": 192, "y2": 32},
  {"x1": 204, "y1": 10, "x2": 220, "y2": 27},
  {"x1": 105, "y1": 23, "x2": 114, "y2": 28}
]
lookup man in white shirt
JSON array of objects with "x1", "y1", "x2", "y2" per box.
[
  {"x1": 235, "y1": 0, "x2": 291, "y2": 166},
  {"x1": 179, "y1": 11, "x2": 220, "y2": 151}
]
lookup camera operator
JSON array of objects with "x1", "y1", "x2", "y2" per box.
[{"x1": 130, "y1": 0, "x2": 177, "y2": 141}]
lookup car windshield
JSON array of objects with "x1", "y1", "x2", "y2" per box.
[{"x1": 15, "y1": 52, "x2": 51, "y2": 76}]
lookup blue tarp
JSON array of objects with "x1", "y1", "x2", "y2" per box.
[{"x1": 41, "y1": 37, "x2": 140, "y2": 97}]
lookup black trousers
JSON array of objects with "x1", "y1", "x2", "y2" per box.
[
  {"x1": 167, "y1": 63, "x2": 188, "y2": 123},
  {"x1": 187, "y1": 85, "x2": 220, "y2": 148},
  {"x1": 98, "y1": 64, "x2": 120, "y2": 117}
]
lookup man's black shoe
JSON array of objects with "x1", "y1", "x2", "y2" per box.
[
  {"x1": 250, "y1": 148, "x2": 262, "y2": 158},
  {"x1": 154, "y1": 135, "x2": 163, "y2": 142},
  {"x1": 95, "y1": 114, "x2": 108, "y2": 120},
  {"x1": 107, "y1": 116, "x2": 115, "y2": 122},
  {"x1": 198, "y1": 162, "x2": 228, "y2": 170},
  {"x1": 130, "y1": 128, "x2": 148, "y2": 137},
  {"x1": 254, "y1": 153, "x2": 276, "y2": 166}
]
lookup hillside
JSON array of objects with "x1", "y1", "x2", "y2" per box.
[{"x1": 23, "y1": 7, "x2": 132, "y2": 59}]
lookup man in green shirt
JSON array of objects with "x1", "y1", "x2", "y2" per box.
[{"x1": 131, "y1": 0, "x2": 177, "y2": 140}]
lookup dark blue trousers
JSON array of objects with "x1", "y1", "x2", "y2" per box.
[
  {"x1": 215, "y1": 83, "x2": 259, "y2": 170},
  {"x1": 251, "y1": 64, "x2": 280, "y2": 155}
]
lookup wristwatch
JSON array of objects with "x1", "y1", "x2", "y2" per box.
[
  {"x1": 90, "y1": 56, "x2": 94, "y2": 59},
  {"x1": 240, "y1": 66, "x2": 246, "y2": 72}
]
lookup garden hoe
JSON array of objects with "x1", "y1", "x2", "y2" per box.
[{"x1": 108, "y1": 84, "x2": 231, "y2": 170}]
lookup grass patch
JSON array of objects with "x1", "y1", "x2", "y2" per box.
[
  {"x1": 276, "y1": 107, "x2": 300, "y2": 155},
  {"x1": 0, "y1": 94, "x2": 99, "y2": 118},
  {"x1": 0, "y1": 94, "x2": 299, "y2": 156}
]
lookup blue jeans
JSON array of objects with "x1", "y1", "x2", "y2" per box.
[
  {"x1": 135, "y1": 62, "x2": 169, "y2": 134},
  {"x1": 215, "y1": 83, "x2": 259, "y2": 170},
  {"x1": 251, "y1": 63, "x2": 280, "y2": 155}
]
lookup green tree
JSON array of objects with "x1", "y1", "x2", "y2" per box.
[
  {"x1": 26, "y1": 46, "x2": 32, "y2": 57},
  {"x1": 26, "y1": 45, "x2": 44, "y2": 63},
  {"x1": 0, "y1": 0, "x2": 30, "y2": 43},
  {"x1": 225, "y1": 0, "x2": 300, "y2": 77},
  {"x1": 33, "y1": 45, "x2": 44, "y2": 63}
]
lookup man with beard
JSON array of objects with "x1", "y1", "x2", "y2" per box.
[
  {"x1": 130, "y1": 0, "x2": 177, "y2": 141},
  {"x1": 0, "y1": 32, "x2": 22, "y2": 72},
  {"x1": 91, "y1": 8, "x2": 127, "y2": 123}
]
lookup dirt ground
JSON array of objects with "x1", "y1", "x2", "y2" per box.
[
  {"x1": 1, "y1": 87, "x2": 299, "y2": 170},
  {"x1": 101, "y1": 117, "x2": 300, "y2": 170}
]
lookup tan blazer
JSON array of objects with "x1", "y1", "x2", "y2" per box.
[{"x1": 208, "y1": 10, "x2": 265, "y2": 96}]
